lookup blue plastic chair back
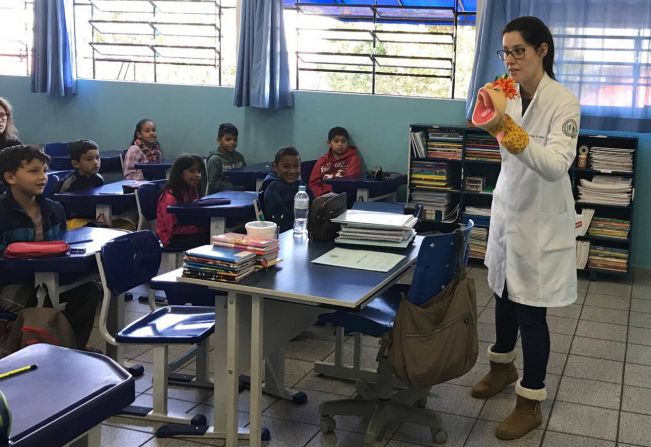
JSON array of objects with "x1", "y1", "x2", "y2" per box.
[
  {"x1": 44, "y1": 142, "x2": 69, "y2": 157},
  {"x1": 43, "y1": 174, "x2": 60, "y2": 198},
  {"x1": 136, "y1": 182, "x2": 163, "y2": 221},
  {"x1": 407, "y1": 220, "x2": 474, "y2": 306},
  {"x1": 100, "y1": 230, "x2": 161, "y2": 296},
  {"x1": 300, "y1": 159, "x2": 317, "y2": 182}
]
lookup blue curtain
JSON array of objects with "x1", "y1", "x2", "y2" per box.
[
  {"x1": 31, "y1": 0, "x2": 76, "y2": 97},
  {"x1": 233, "y1": 0, "x2": 293, "y2": 109},
  {"x1": 466, "y1": 0, "x2": 651, "y2": 132}
]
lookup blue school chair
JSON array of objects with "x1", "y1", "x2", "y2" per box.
[
  {"x1": 44, "y1": 142, "x2": 69, "y2": 157},
  {"x1": 300, "y1": 159, "x2": 317, "y2": 183},
  {"x1": 317, "y1": 221, "x2": 473, "y2": 444},
  {"x1": 43, "y1": 173, "x2": 60, "y2": 198},
  {"x1": 96, "y1": 230, "x2": 214, "y2": 425}
]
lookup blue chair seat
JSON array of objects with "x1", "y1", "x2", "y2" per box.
[
  {"x1": 318, "y1": 290, "x2": 402, "y2": 338},
  {"x1": 116, "y1": 305, "x2": 215, "y2": 344}
]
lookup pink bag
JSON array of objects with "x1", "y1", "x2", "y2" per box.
[{"x1": 3, "y1": 241, "x2": 69, "y2": 259}]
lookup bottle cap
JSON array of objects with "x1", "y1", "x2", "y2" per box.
[{"x1": 298, "y1": 185, "x2": 306, "y2": 192}]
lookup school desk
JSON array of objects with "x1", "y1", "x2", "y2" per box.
[
  {"x1": 48, "y1": 150, "x2": 123, "y2": 173},
  {"x1": 166, "y1": 190, "x2": 257, "y2": 236},
  {"x1": 176, "y1": 231, "x2": 423, "y2": 446},
  {"x1": 135, "y1": 159, "x2": 174, "y2": 180},
  {"x1": 54, "y1": 179, "x2": 138, "y2": 226},
  {"x1": 325, "y1": 173, "x2": 407, "y2": 202},
  {"x1": 224, "y1": 161, "x2": 272, "y2": 191},
  {"x1": 0, "y1": 343, "x2": 134, "y2": 447}
]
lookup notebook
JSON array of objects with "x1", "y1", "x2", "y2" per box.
[{"x1": 185, "y1": 245, "x2": 256, "y2": 264}]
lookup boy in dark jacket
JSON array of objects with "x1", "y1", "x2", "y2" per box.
[
  {"x1": 260, "y1": 145, "x2": 314, "y2": 233},
  {"x1": 0, "y1": 145, "x2": 98, "y2": 349},
  {"x1": 206, "y1": 123, "x2": 246, "y2": 194},
  {"x1": 309, "y1": 126, "x2": 363, "y2": 197},
  {"x1": 57, "y1": 139, "x2": 104, "y2": 193}
]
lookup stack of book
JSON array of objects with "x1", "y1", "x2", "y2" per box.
[
  {"x1": 211, "y1": 233, "x2": 281, "y2": 268},
  {"x1": 427, "y1": 128, "x2": 463, "y2": 160},
  {"x1": 588, "y1": 217, "x2": 630, "y2": 240},
  {"x1": 410, "y1": 189, "x2": 458, "y2": 222},
  {"x1": 464, "y1": 176, "x2": 486, "y2": 192},
  {"x1": 589, "y1": 147, "x2": 634, "y2": 172},
  {"x1": 465, "y1": 135, "x2": 501, "y2": 162},
  {"x1": 410, "y1": 130, "x2": 427, "y2": 158},
  {"x1": 575, "y1": 208, "x2": 595, "y2": 237},
  {"x1": 577, "y1": 176, "x2": 632, "y2": 206},
  {"x1": 469, "y1": 226, "x2": 488, "y2": 259},
  {"x1": 182, "y1": 245, "x2": 257, "y2": 283},
  {"x1": 331, "y1": 210, "x2": 418, "y2": 248},
  {"x1": 587, "y1": 245, "x2": 628, "y2": 272},
  {"x1": 409, "y1": 161, "x2": 450, "y2": 189}
]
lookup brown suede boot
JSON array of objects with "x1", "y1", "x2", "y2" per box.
[
  {"x1": 471, "y1": 345, "x2": 518, "y2": 399},
  {"x1": 495, "y1": 381, "x2": 546, "y2": 440}
]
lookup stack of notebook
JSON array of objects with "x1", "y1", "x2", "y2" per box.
[
  {"x1": 211, "y1": 233, "x2": 281, "y2": 268},
  {"x1": 331, "y1": 210, "x2": 418, "y2": 248},
  {"x1": 182, "y1": 244, "x2": 257, "y2": 283}
]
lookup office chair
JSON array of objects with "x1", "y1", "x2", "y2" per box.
[
  {"x1": 318, "y1": 221, "x2": 474, "y2": 445},
  {"x1": 96, "y1": 230, "x2": 214, "y2": 425}
]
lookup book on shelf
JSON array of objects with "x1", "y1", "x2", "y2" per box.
[
  {"x1": 587, "y1": 245, "x2": 628, "y2": 272},
  {"x1": 577, "y1": 176, "x2": 632, "y2": 206},
  {"x1": 588, "y1": 217, "x2": 630, "y2": 239},
  {"x1": 464, "y1": 176, "x2": 486, "y2": 192},
  {"x1": 410, "y1": 130, "x2": 427, "y2": 158},
  {"x1": 576, "y1": 240, "x2": 590, "y2": 269},
  {"x1": 588, "y1": 147, "x2": 634, "y2": 172},
  {"x1": 575, "y1": 208, "x2": 594, "y2": 237}
]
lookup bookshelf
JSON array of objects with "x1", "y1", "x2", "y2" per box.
[{"x1": 408, "y1": 125, "x2": 638, "y2": 277}]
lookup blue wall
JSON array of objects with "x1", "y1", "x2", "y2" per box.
[{"x1": 1, "y1": 75, "x2": 650, "y2": 268}]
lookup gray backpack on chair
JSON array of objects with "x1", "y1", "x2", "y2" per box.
[{"x1": 307, "y1": 192, "x2": 347, "y2": 241}]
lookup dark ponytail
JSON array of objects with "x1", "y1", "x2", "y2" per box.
[{"x1": 503, "y1": 16, "x2": 555, "y2": 80}]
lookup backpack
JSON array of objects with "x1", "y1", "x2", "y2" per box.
[
  {"x1": 1, "y1": 284, "x2": 77, "y2": 357},
  {"x1": 307, "y1": 192, "x2": 347, "y2": 241}
]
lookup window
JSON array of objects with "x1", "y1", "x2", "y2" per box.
[
  {"x1": 0, "y1": 0, "x2": 34, "y2": 76},
  {"x1": 282, "y1": 0, "x2": 477, "y2": 99},
  {"x1": 72, "y1": 0, "x2": 238, "y2": 86}
]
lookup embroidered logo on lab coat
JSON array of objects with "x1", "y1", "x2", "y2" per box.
[{"x1": 562, "y1": 119, "x2": 578, "y2": 138}]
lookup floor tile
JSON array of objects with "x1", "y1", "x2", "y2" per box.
[
  {"x1": 563, "y1": 355, "x2": 623, "y2": 383},
  {"x1": 569, "y1": 336, "x2": 626, "y2": 362},
  {"x1": 477, "y1": 322, "x2": 496, "y2": 343},
  {"x1": 258, "y1": 415, "x2": 321, "y2": 447},
  {"x1": 465, "y1": 419, "x2": 543, "y2": 446},
  {"x1": 98, "y1": 424, "x2": 153, "y2": 447},
  {"x1": 618, "y1": 411, "x2": 651, "y2": 446},
  {"x1": 515, "y1": 351, "x2": 567, "y2": 375},
  {"x1": 575, "y1": 320, "x2": 627, "y2": 342},
  {"x1": 284, "y1": 338, "x2": 335, "y2": 362},
  {"x1": 629, "y1": 327, "x2": 651, "y2": 346},
  {"x1": 295, "y1": 373, "x2": 357, "y2": 398},
  {"x1": 546, "y1": 316, "x2": 578, "y2": 335},
  {"x1": 632, "y1": 282, "x2": 651, "y2": 300},
  {"x1": 584, "y1": 293, "x2": 630, "y2": 310},
  {"x1": 587, "y1": 280, "x2": 631, "y2": 297},
  {"x1": 555, "y1": 376, "x2": 621, "y2": 409},
  {"x1": 624, "y1": 362, "x2": 651, "y2": 388},
  {"x1": 632, "y1": 298, "x2": 651, "y2": 313},
  {"x1": 580, "y1": 305, "x2": 629, "y2": 325},
  {"x1": 306, "y1": 430, "x2": 381, "y2": 447},
  {"x1": 547, "y1": 401, "x2": 618, "y2": 440},
  {"x1": 626, "y1": 343, "x2": 651, "y2": 366},
  {"x1": 621, "y1": 384, "x2": 651, "y2": 415},
  {"x1": 629, "y1": 311, "x2": 651, "y2": 329},
  {"x1": 389, "y1": 412, "x2": 474, "y2": 447},
  {"x1": 547, "y1": 304, "x2": 582, "y2": 320},
  {"x1": 426, "y1": 383, "x2": 485, "y2": 418},
  {"x1": 541, "y1": 431, "x2": 615, "y2": 446}
]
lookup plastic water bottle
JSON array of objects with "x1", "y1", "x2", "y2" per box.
[{"x1": 293, "y1": 185, "x2": 309, "y2": 234}]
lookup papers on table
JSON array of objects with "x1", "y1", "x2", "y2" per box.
[
  {"x1": 577, "y1": 175, "x2": 632, "y2": 206},
  {"x1": 331, "y1": 210, "x2": 418, "y2": 249},
  {"x1": 331, "y1": 210, "x2": 418, "y2": 229},
  {"x1": 311, "y1": 247, "x2": 405, "y2": 272}
]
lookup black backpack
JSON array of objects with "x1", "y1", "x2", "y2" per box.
[{"x1": 307, "y1": 192, "x2": 347, "y2": 241}]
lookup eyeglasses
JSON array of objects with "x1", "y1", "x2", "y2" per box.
[
  {"x1": 497, "y1": 46, "x2": 528, "y2": 61},
  {"x1": 0, "y1": 113, "x2": 8, "y2": 121}
]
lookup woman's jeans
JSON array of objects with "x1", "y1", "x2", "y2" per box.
[{"x1": 493, "y1": 286, "x2": 550, "y2": 390}]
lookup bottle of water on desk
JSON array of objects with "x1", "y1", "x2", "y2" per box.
[{"x1": 293, "y1": 185, "x2": 309, "y2": 235}]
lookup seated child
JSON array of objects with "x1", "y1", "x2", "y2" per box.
[
  {"x1": 123, "y1": 118, "x2": 162, "y2": 180},
  {"x1": 206, "y1": 123, "x2": 246, "y2": 194},
  {"x1": 260, "y1": 145, "x2": 314, "y2": 234},
  {"x1": 0, "y1": 145, "x2": 98, "y2": 349},
  {"x1": 57, "y1": 139, "x2": 104, "y2": 193},
  {"x1": 157, "y1": 154, "x2": 209, "y2": 248},
  {"x1": 309, "y1": 126, "x2": 362, "y2": 197}
]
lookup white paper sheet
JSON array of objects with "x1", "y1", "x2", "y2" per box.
[{"x1": 311, "y1": 247, "x2": 405, "y2": 272}]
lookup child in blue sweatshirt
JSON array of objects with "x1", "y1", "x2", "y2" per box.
[{"x1": 260, "y1": 145, "x2": 313, "y2": 233}]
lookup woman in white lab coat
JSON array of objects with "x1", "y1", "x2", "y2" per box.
[{"x1": 470, "y1": 16, "x2": 580, "y2": 440}]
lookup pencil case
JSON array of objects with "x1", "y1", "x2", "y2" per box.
[{"x1": 3, "y1": 241, "x2": 70, "y2": 259}]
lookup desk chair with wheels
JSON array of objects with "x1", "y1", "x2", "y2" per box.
[
  {"x1": 318, "y1": 222, "x2": 473, "y2": 445},
  {"x1": 96, "y1": 230, "x2": 214, "y2": 427}
]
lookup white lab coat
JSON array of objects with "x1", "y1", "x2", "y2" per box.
[{"x1": 485, "y1": 73, "x2": 581, "y2": 307}]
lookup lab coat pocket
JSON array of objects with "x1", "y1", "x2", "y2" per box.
[
  {"x1": 539, "y1": 212, "x2": 576, "y2": 298},
  {"x1": 505, "y1": 220, "x2": 538, "y2": 297}
]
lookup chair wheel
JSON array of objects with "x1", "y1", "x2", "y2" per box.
[
  {"x1": 432, "y1": 429, "x2": 447, "y2": 444},
  {"x1": 320, "y1": 416, "x2": 336, "y2": 434},
  {"x1": 292, "y1": 391, "x2": 308, "y2": 405},
  {"x1": 190, "y1": 414, "x2": 207, "y2": 426},
  {"x1": 261, "y1": 427, "x2": 271, "y2": 441},
  {"x1": 127, "y1": 364, "x2": 145, "y2": 377}
]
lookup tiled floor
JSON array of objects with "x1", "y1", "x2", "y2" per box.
[{"x1": 93, "y1": 266, "x2": 651, "y2": 446}]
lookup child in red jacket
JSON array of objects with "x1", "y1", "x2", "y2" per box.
[
  {"x1": 309, "y1": 126, "x2": 362, "y2": 197},
  {"x1": 156, "y1": 154, "x2": 209, "y2": 248}
]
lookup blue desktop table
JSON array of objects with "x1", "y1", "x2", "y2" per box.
[
  {"x1": 54, "y1": 180, "x2": 139, "y2": 226},
  {"x1": 166, "y1": 190, "x2": 257, "y2": 236},
  {"x1": 325, "y1": 174, "x2": 407, "y2": 202},
  {"x1": 135, "y1": 159, "x2": 174, "y2": 180},
  {"x1": 224, "y1": 162, "x2": 272, "y2": 191},
  {"x1": 0, "y1": 344, "x2": 134, "y2": 447},
  {"x1": 175, "y1": 231, "x2": 423, "y2": 446},
  {"x1": 48, "y1": 150, "x2": 123, "y2": 173}
]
